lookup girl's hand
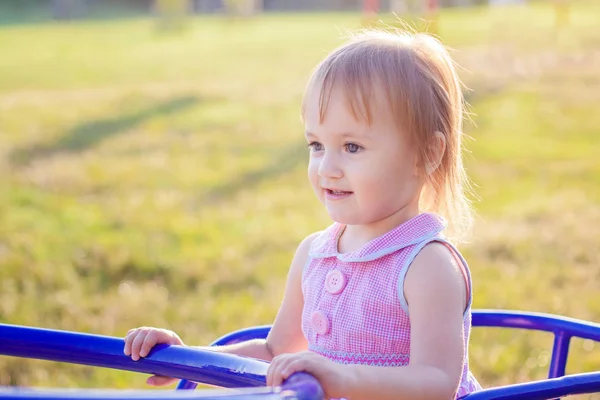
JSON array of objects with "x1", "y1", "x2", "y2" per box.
[
  {"x1": 123, "y1": 327, "x2": 185, "y2": 386},
  {"x1": 267, "y1": 351, "x2": 348, "y2": 399}
]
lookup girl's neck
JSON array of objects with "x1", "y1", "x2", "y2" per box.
[{"x1": 337, "y1": 202, "x2": 420, "y2": 254}]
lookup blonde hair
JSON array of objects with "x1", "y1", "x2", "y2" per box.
[{"x1": 301, "y1": 28, "x2": 474, "y2": 243}]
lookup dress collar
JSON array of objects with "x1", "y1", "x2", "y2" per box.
[{"x1": 309, "y1": 213, "x2": 446, "y2": 263}]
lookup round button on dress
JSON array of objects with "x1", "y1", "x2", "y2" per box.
[
  {"x1": 311, "y1": 311, "x2": 330, "y2": 335},
  {"x1": 325, "y1": 269, "x2": 346, "y2": 295}
]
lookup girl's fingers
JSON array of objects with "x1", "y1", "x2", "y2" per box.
[
  {"x1": 266, "y1": 357, "x2": 280, "y2": 387},
  {"x1": 147, "y1": 375, "x2": 177, "y2": 386},
  {"x1": 131, "y1": 329, "x2": 150, "y2": 361},
  {"x1": 281, "y1": 359, "x2": 308, "y2": 381},
  {"x1": 123, "y1": 329, "x2": 140, "y2": 356},
  {"x1": 125, "y1": 328, "x2": 182, "y2": 360},
  {"x1": 267, "y1": 355, "x2": 290, "y2": 387},
  {"x1": 139, "y1": 330, "x2": 160, "y2": 358}
]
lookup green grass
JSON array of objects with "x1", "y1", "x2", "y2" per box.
[{"x1": 1, "y1": 0, "x2": 599, "y2": 394}]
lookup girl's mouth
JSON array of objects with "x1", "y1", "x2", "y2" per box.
[{"x1": 324, "y1": 188, "x2": 353, "y2": 200}]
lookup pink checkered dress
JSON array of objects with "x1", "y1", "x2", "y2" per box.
[{"x1": 301, "y1": 213, "x2": 482, "y2": 398}]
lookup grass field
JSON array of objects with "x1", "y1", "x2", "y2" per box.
[{"x1": 1, "y1": 0, "x2": 599, "y2": 394}]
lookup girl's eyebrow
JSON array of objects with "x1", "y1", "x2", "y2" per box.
[{"x1": 305, "y1": 131, "x2": 367, "y2": 140}]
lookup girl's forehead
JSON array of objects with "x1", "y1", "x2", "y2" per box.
[{"x1": 304, "y1": 83, "x2": 397, "y2": 134}]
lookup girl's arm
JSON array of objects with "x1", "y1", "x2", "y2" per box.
[
  {"x1": 340, "y1": 242, "x2": 469, "y2": 400},
  {"x1": 203, "y1": 232, "x2": 318, "y2": 361}
]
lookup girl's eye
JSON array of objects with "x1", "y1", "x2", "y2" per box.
[
  {"x1": 345, "y1": 143, "x2": 362, "y2": 153},
  {"x1": 307, "y1": 142, "x2": 324, "y2": 152}
]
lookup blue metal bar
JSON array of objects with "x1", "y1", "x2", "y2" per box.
[
  {"x1": 175, "y1": 380, "x2": 200, "y2": 391},
  {"x1": 0, "y1": 324, "x2": 324, "y2": 399},
  {"x1": 471, "y1": 310, "x2": 600, "y2": 342},
  {"x1": 211, "y1": 327, "x2": 271, "y2": 347},
  {"x1": 0, "y1": 387, "x2": 282, "y2": 400},
  {"x1": 460, "y1": 371, "x2": 600, "y2": 400},
  {"x1": 0, "y1": 372, "x2": 323, "y2": 400},
  {"x1": 548, "y1": 332, "x2": 571, "y2": 379},
  {"x1": 0, "y1": 323, "x2": 269, "y2": 389}
]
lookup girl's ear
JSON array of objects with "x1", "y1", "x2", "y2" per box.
[{"x1": 425, "y1": 131, "x2": 446, "y2": 175}]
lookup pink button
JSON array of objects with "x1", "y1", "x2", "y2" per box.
[
  {"x1": 311, "y1": 311, "x2": 330, "y2": 335},
  {"x1": 325, "y1": 270, "x2": 346, "y2": 295}
]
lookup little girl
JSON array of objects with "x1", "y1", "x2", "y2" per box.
[{"x1": 125, "y1": 28, "x2": 483, "y2": 399}]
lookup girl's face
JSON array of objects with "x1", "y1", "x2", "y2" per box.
[{"x1": 305, "y1": 84, "x2": 423, "y2": 232}]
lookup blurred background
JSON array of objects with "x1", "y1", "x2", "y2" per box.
[{"x1": 0, "y1": 0, "x2": 599, "y2": 394}]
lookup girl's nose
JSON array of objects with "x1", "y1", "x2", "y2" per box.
[{"x1": 318, "y1": 152, "x2": 343, "y2": 179}]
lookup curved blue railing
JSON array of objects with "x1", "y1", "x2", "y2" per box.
[
  {"x1": 0, "y1": 371, "x2": 321, "y2": 400},
  {"x1": 460, "y1": 371, "x2": 600, "y2": 400},
  {"x1": 1, "y1": 309, "x2": 599, "y2": 399},
  {"x1": 471, "y1": 309, "x2": 600, "y2": 380},
  {"x1": 0, "y1": 323, "x2": 267, "y2": 388},
  {"x1": 0, "y1": 324, "x2": 324, "y2": 399}
]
